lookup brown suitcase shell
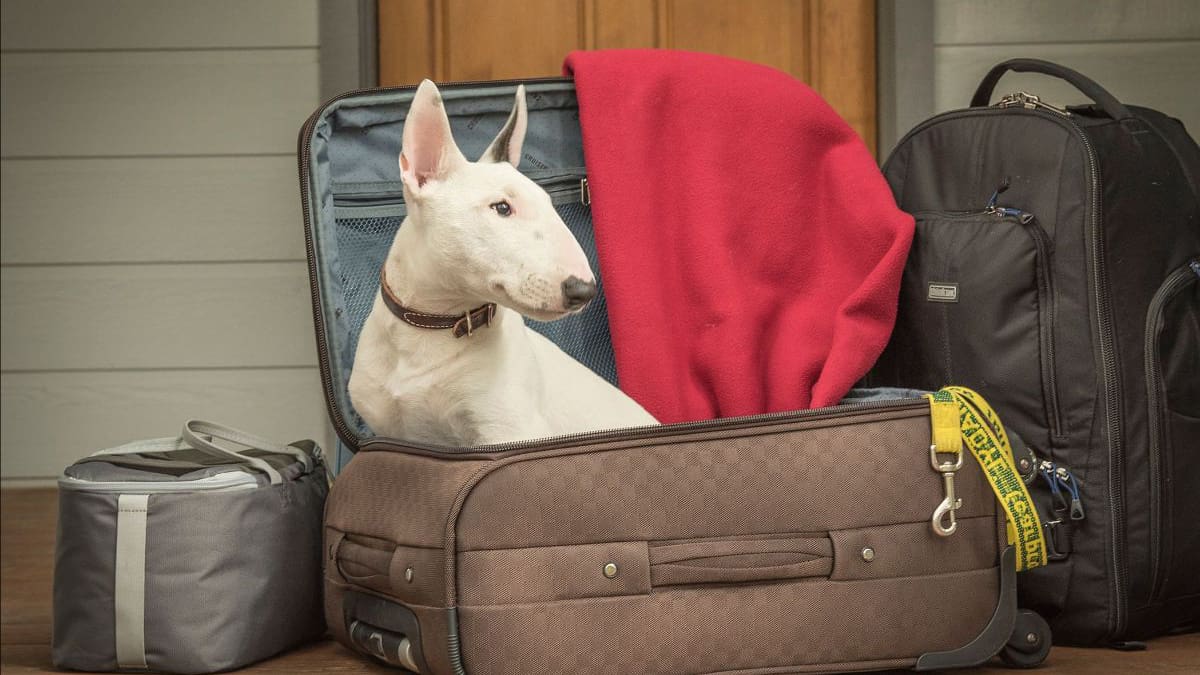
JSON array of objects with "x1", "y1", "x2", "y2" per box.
[{"x1": 323, "y1": 399, "x2": 1017, "y2": 674}]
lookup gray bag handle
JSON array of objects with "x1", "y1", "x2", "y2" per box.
[{"x1": 181, "y1": 420, "x2": 313, "y2": 485}]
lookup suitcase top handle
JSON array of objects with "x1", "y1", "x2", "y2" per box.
[{"x1": 970, "y1": 58, "x2": 1134, "y2": 122}]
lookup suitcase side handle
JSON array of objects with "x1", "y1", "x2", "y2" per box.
[{"x1": 970, "y1": 58, "x2": 1134, "y2": 121}]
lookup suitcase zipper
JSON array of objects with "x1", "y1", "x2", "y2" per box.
[
  {"x1": 57, "y1": 470, "x2": 260, "y2": 494},
  {"x1": 888, "y1": 103, "x2": 1124, "y2": 637},
  {"x1": 1145, "y1": 258, "x2": 1200, "y2": 602},
  {"x1": 359, "y1": 396, "x2": 929, "y2": 457},
  {"x1": 298, "y1": 77, "x2": 574, "y2": 449}
]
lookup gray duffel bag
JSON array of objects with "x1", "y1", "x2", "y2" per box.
[{"x1": 53, "y1": 420, "x2": 329, "y2": 673}]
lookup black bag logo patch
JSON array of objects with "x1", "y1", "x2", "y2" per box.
[{"x1": 928, "y1": 282, "x2": 959, "y2": 303}]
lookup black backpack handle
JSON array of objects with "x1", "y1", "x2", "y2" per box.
[{"x1": 971, "y1": 58, "x2": 1133, "y2": 121}]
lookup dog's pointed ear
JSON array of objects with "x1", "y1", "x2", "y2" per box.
[
  {"x1": 481, "y1": 85, "x2": 527, "y2": 166},
  {"x1": 400, "y1": 79, "x2": 465, "y2": 194}
]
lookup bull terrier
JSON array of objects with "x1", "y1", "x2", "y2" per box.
[{"x1": 349, "y1": 80, "x2": 658, "y2": 446}]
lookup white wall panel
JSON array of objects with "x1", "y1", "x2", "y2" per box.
[
  {"x1": 934, "y1": 0, "x2": 1200, "y2": 45},
  {"x1": 0, "y1": 0, "x2": 318, "y2": 50},
  {"x1": 1, "y1": 157, "x2": 305, "y2": 264},
  {"x1": 1, "y1": 263, "x2": 318, "y2": 371},
  {"x1": 0, "y1": 0, "x2": 326, "y2": 479},
  {"x1": 0, "y1": 50, "x2": 318, "y2": 157}
]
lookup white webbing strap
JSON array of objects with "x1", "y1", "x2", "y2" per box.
[{"x1": 115, "y1": 494, "x2": 149, "y2": 669}]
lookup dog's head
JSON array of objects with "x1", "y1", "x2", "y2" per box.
[{"x1": 398, "y1": 80, "x2": 596, "y2": 321}]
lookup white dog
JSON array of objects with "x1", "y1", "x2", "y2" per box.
[{"x1": 349, "y1": 80, "x2": 658, "y2": 446}]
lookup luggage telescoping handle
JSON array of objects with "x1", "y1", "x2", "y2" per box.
[
  {"x1": 970, "y1": 58, "x2": 1134, "y2": 121},
  {"x1": 181, "y1": 419, "x2": 314, "y2": 485}
]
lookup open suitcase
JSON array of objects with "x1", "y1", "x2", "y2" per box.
[{"x1": 298, "y1": 78, "x2": 1047, "y2": 674}]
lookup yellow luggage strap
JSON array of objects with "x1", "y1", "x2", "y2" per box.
[{"x1": 926, "y1": 386, "x2": 1047, "y2": 572}]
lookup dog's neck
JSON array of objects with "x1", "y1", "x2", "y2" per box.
[
  {"x1": 381, "y1": 223, "x2": 483, "y2": 315},
  {"x1": 378, "y1": 220, "x2": 516, "y2": 343}
]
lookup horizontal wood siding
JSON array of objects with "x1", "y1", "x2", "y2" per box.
[
  {"x1": 0, "y1": 369, "x2": 328, "y2": 478},
  {"x1": 932, "y1": 1, "x2": 1200, "y2": 135},
  {"x1": 0, "y1": 0, "x2": 327, "y2": 479},
  {"x1": 934, "y1": 0, "x2": 1200, "y2": 44},
  {"x1": 0, "y1": 0, "x2": 318, "y2": 50},
  {"x1": 1, "y1": 263, "x2": 316, "y2": 371},
  {"x1": 0, "y1": 50, "x2": 318, "y2": 157},
  {"x1": 0, "y1": 157, "x2": 305, "y2": 263}
]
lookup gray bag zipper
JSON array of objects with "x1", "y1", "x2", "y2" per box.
[{"x1": 58, "y1": 470, "x2": 260, "y2": 494}]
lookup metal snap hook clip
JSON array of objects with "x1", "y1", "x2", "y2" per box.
[{"x1": 930, "y1": 444, "x2": 964, "y2": 537}]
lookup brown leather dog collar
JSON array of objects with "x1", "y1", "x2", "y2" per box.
[{"x1": 378, "y1": 268, "x2": 496, "y2": 338}]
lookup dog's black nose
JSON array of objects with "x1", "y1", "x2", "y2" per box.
[{"x1": 562, "y1": 276, "x2": 597, "y2": 309}]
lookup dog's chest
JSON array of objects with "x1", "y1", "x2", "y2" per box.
[{"x1": 365, "y1": 327, "x2": 549, "y2": 444}]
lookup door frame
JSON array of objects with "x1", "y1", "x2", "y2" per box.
[
  {"x1": 875, "y1": 0, "x2": 935, "y2": 160},
  {"x1": 319, "y1": 0, "x2": 935, "y2": 159},
  {"x1": 319, "y1": 0, "x2": 378, "y2": 101}
]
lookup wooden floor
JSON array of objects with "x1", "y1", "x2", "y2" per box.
[{"x1": 2, "y1": 487, "x2": 1197, "y2": 674}]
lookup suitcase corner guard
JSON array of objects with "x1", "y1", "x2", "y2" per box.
[{"x1": 914, "y1": 545, "x2": 1017, "y2": 670}]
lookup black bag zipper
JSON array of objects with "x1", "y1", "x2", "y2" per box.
[
  {"x1": 1145, "y1": 258, "x2": 1200, "y2": 603},
  {"x1": 989, "y1": 206, "x2": 1064, "y2": 440},
  {"x1": 888, "y1": 103, "x2": 1125, "y2": 637}
]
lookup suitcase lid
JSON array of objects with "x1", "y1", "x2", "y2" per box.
[
  {"x1": 298, "y1": 79, "x2": 621, "y2": 451},
  {"x1": 300, "y1": 79, "x2": 930, "y2": 455}
]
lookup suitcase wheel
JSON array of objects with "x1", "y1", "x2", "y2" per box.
[{"x1": 1000, "y1": 609, "x2": 1052, "y2": 668}]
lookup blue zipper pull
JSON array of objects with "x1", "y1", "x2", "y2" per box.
[
  {"x1": 1189, "y1": 259, "x2": 1199, "y2": 279},
  {"x1": 993, "y1": 206, "x2": 1033, "y2": 221},
  {"x1": 1040, "y1": 461, "x2": 1070, "y2": 513},
  {"x1": 985, "y1": 177, "x2": 1012, "y2": 211},
  {"x1": 1055, "y1": 466, "x2": 1086, "y2": 521}
]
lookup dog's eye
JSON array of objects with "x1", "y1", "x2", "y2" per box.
[{"x1": 490, "y1": 200, "x2": 513, "y2": 217}]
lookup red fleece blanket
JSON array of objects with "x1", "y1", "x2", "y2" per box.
[{"x1": 564, "y1": 50, "x2": 914, "y2": 424}]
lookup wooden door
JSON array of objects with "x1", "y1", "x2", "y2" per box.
[{"x1": 377, "y1": 0, "x2": 877, "y2": 152}]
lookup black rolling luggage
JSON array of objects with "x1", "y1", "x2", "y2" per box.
[{"x1": 869, "y1": 58, "x2": 1200, "y2": 645}]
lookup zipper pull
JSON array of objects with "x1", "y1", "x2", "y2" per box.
[
  {"x1": 580, "y1": 177, "x2": 591, "y2": 206},
  {"x1": 985, "y1": 177, "x2": 1011, "y2": 211},
  {"x1": 1039, "y1": 460, "x2": 1078, "y2": 515},
  {"x1": 994, "y1": 91, "x2": 1071, "y2": 116},
  {"x1": 1039, "y1": 461, "x2": 1068, "y2": 513},
  {"x1": 984, "y1": 181, "x2": 1034, "y2": 223},
  {"x1": 1190, "y1": 259, "x2": 1199, "y2": 279},
  {"x1": 993, "y1": 206, "x2": 1033, "y2": 222},
  {"x1": 1055, "y1": 466, "x2": 1086, "y2": 521}
]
